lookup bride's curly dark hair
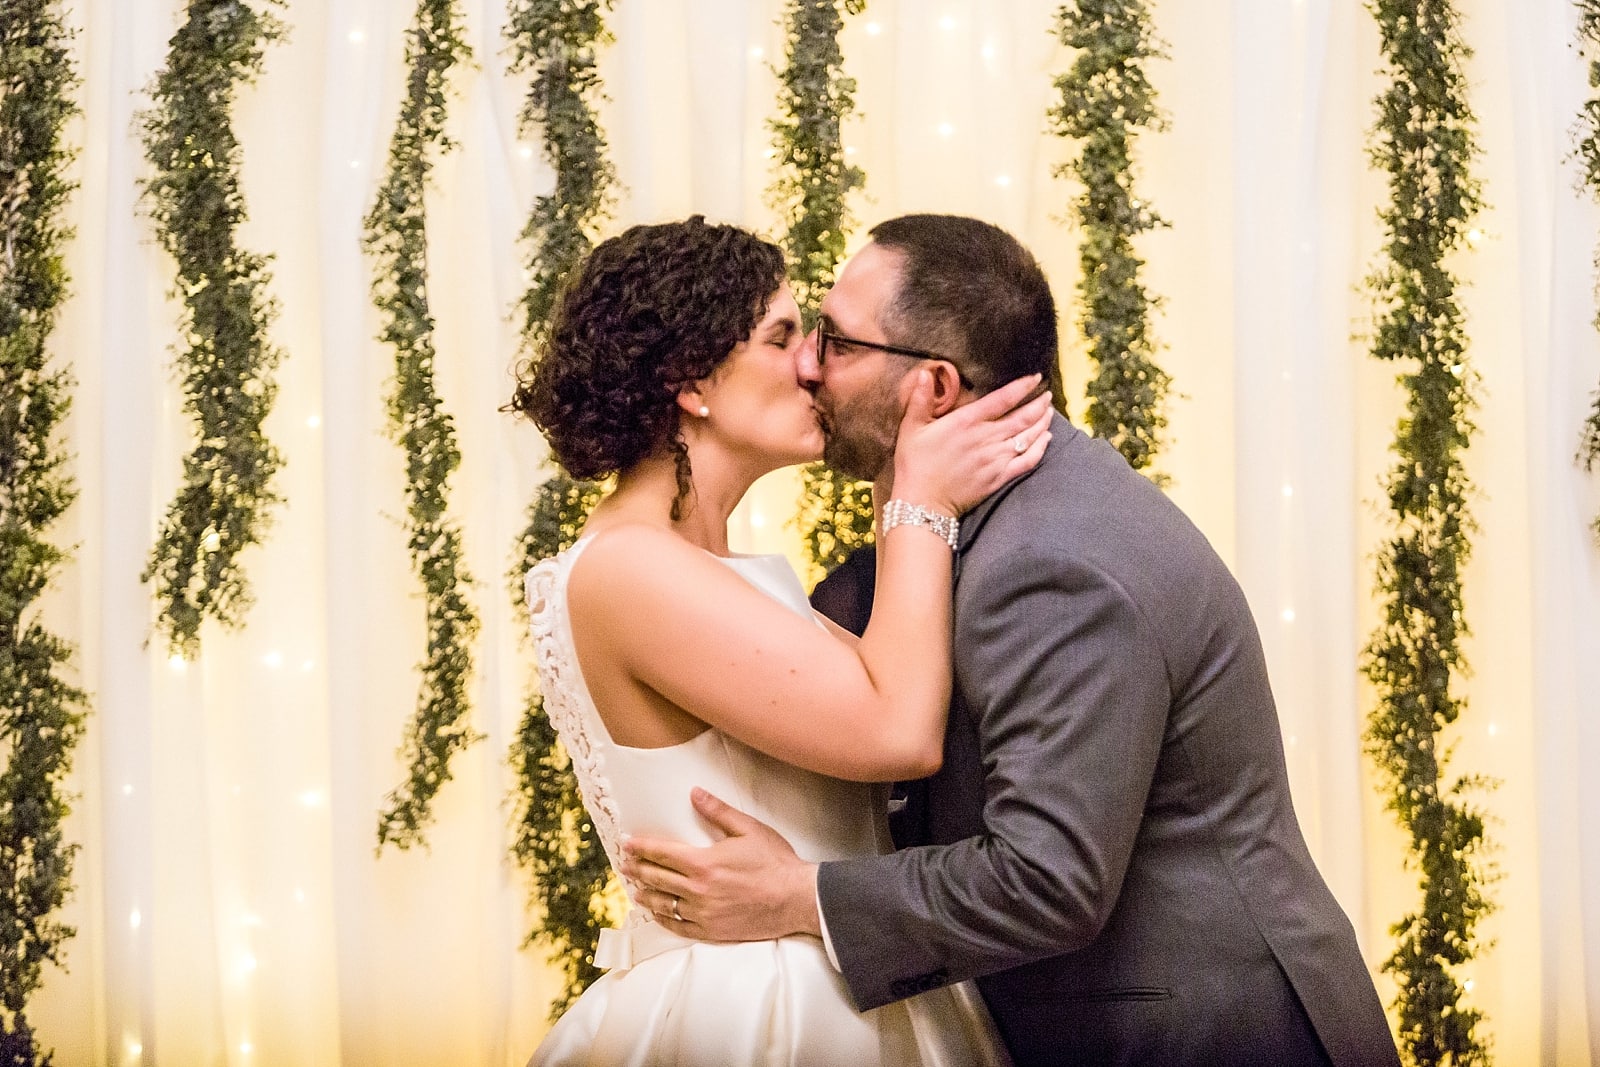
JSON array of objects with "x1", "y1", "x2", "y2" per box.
[{"x1": 509, "y1": 217, "x2": 786, "y2": 516}]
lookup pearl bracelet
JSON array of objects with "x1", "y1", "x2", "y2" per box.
[{"x1": 881, "y1": 499, "x2": 960, "y2": 549}]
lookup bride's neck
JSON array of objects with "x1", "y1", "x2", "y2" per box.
[{"x1": 604, "y1": 449, "x2": 755, "y2": 556}]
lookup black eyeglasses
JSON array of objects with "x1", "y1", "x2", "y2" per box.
[{"x1": 817, "y1": 329, "x2": 973, "y2": 387}]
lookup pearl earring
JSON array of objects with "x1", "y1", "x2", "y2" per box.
[{"x1": 697, "y1": 405, "x2": 710, "y2": 418}]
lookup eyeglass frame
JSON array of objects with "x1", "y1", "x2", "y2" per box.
[{"x1": 815, "y1": 328, "x2": 973, "y2": 388}]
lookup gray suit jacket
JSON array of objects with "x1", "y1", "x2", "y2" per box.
[{"x1": 816, "y1": 417, "x2": 1399, "y2": 1067}]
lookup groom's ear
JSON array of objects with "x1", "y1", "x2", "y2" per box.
[{"x1": 924, "y1": 361, "x2": 965, "y2": 416}]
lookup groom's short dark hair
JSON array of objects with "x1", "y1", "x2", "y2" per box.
[{"x1": 868, "y1": 214, "x2": 1058, "y2": 395}]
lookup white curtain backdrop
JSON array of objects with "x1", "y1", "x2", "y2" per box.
[{"x1": 25, "y1": 0, "x2": 1600, "y2": 1063}]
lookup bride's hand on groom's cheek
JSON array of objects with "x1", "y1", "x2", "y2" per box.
[
  {"x1": 621, "y1": 787, "x2": 822, "y2": 943},
  {"x1": 893, "y1": 372, "x2": 1051, "y2": 517}
]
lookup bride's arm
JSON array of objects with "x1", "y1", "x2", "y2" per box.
[{"x1": 573, "y1": 375, "x2": 1050, "y2": 782}]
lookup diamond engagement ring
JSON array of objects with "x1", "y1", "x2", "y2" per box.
[
  {"x1": 1013, "y1": 434, "x2": 1029, "y2": 454},
  {"x1": 671, "y1": 896, "x2": 683, "y2": 922}
]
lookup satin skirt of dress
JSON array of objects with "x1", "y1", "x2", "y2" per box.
[{"x1": 529, "y1": 934, "x2": 1010, "y2": 1067}]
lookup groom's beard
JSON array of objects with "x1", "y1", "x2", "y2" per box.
[{"x1": 819, "y1": 375, "x2": 903, "y2": 482}]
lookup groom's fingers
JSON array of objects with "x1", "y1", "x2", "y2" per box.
[
  {"x1": 689, "y1": 787, "x2": 769, "y2": 838},
  {"x1": 899, "y1": 368, "x2": 938, "y2": 428},
  {"x1": 634, "y1": 885, "x2": 682, "y2": 919},
  {"x1": 957, "y1": 371, "x2": 1044, "y2": 425},
  {"x1": 621, "y1": 837, "x2": 697, "y2": 881}
]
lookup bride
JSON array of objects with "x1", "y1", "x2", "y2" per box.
[{"x1": 510, "y1": 216, "x2": 1050, "y2": 1066}]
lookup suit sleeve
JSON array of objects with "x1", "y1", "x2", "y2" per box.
[{"x1": 815, "y1": 545, "x2": 1172, "y2": 1010}]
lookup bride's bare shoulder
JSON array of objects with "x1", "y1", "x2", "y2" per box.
[
  {"x1": 575, "y1": 521, "x2": 700, "y2": 560},
  {"x1": 568, "y1": 523, "x2": 715, "y2": 595}
]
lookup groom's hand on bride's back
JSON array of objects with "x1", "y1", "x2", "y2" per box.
[{"x1": 621, "y1": 787, "x2": 822, "y2": 943}]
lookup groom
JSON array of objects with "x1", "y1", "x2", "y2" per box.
[{"x1": 624, "y1": 214, "x2": 1400, "y2": 1066}]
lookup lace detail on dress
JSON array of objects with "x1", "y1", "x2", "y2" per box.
[{"x1": 524, "y1": 548, "x2": 638, "y2": 907}]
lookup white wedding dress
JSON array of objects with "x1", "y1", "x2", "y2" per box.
[{"x1": 523, "y1": 535, "x2": 1010, "y2": 1067}]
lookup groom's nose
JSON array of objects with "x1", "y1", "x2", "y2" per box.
[{"x1": 796, "y1": 328, "x2": 823, "y2": 391}]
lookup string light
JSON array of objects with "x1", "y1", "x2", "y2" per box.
[
  {"x1": 262, "y1": 650, "x2": 283, "y2": 669},
  {"x1": 995, "y1": 174, "x2": 1012, "y2": 188},
  {"x1": 348, "y1": 29, "x2": 365, "y2": 45},
  {"x1": 865, "y1": 21, "x2": 882, "y2": 36},
  {"x1": 1281, "y1": 608, "x2": 1296, "y2": 623},
  {"x1": 749, "y1": 46, "x2": 764, "y2": 59},
  {"x1": 239, "y1": 953, "x2": 257, "y2": 975},
  {"x1": 127, "y1": 1040, "x2": 142, "y2": 1060},
  {"x1": 936, "y1": 122, "x2": 955, "y2": 138},
  {"x1": 300, "y1": 789, "x2": 323, "y2": 808},
  {"x1": 168, "y1": 654, "x2": 187, "y2": 672},
  {"x1": 518, "y1": 144, "x2": 535, "y2": 160},
  {"x1": 1466, "y1": 227, "x2": 1485, "y2": 245},
  {"x1": 938, "y1": 15, "x2": 957, "y2": 31},
  {"x1": 305, "y1": 414, "x2": 321, "y2": 429},
  {"x1": 122, "y1": 783, "x2": 134, "y2": 796},
  {"x1": 1487, "y1": 722, "x2": 1499, "y2": 737},
  {"x1": 129, "y1": 908, "x2": 141, "y2": 930},
  {"x1": 301, "y1": 658, "x2": 316, "y2": 672},
  {"x1": 1282, "y1": 484, "x2": 1294, "y2": 498}
]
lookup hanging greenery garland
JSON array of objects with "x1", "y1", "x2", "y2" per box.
[
  {"x1": 504, "y1": 0, "x2": 617, "y2": 1015},
  {"x1": 769, "y1": 0, "x2": 873, "y2": 582},
  {"x1": 138, "y1": 0, "x2": 287, "y2": 657},
  {"x1": 508, "y1": 474, "x2": 605, "y2": 1015},
  {"x1": 1574, "y1": 0, "x2": 1600, "y2": 540},
  {"x1": 0, "y1": 4, "x2": 86, "y2": 1062},
  {"x1": 507, "y1": 0, "x2": 616, "y2": 348},
  {"x1": 1363, "y1": 2, "x2": 1494, "y2": 1063},
  {"x1": 1049, "y1": 0, "x2": 1172, "y2": 477},
  {"x1": 365, "y1": 0, "x2": 478, "y2": 851}
]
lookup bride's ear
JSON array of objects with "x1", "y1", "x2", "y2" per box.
[{"x1": 676, "y1": 386, "x2": 710, "y2": 422}]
